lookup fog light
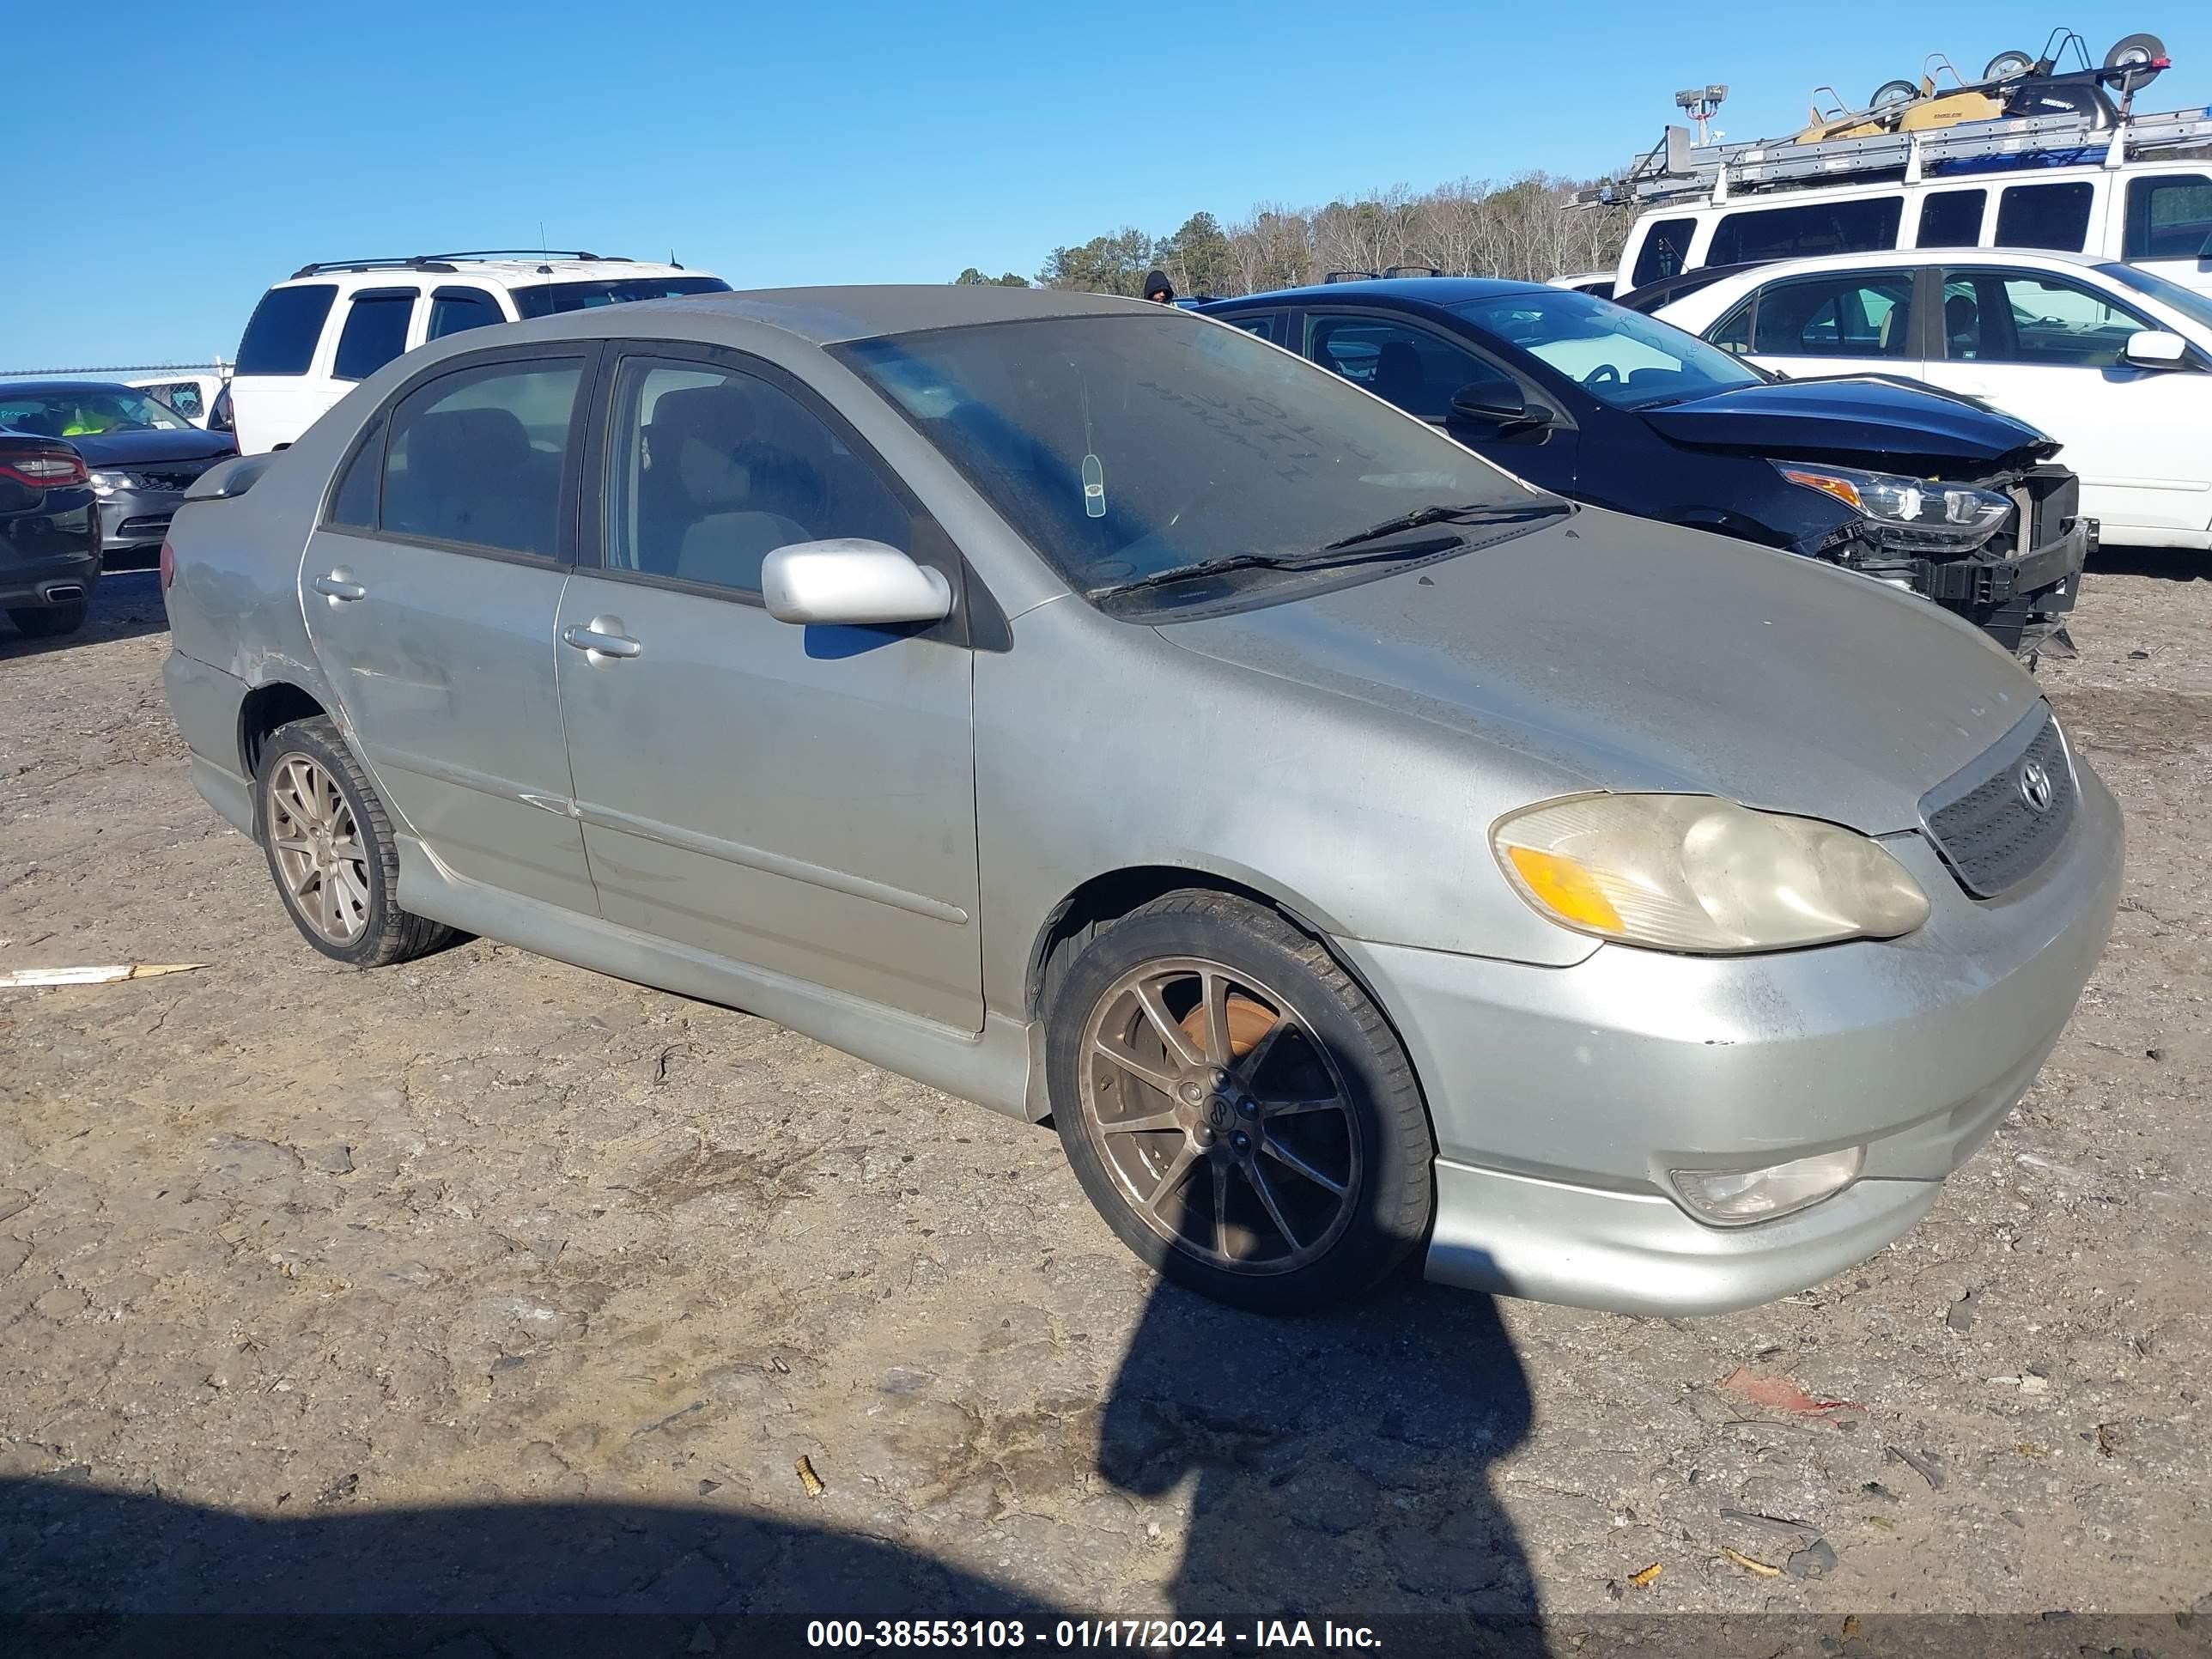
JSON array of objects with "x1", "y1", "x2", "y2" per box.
[{"x1": 1670, "y1": 1146, "x2": 1864, "y2": 1224}]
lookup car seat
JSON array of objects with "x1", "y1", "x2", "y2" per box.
[
  {"x1": 1372, "y1": 342, "x2": 1425, "y2": 410},
  {"x1": 646, "y1": 383, "x2": 811, "y2": 591},
  {"x1": 1945, "y1": 293, "x2": 1982, "y2": 361},
  {"x1": 388, "y1": 407, "x2": 548, "y2": 553}
]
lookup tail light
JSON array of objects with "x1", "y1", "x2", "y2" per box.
[
  {"x1": 159, "y1": 539, "x2": 176, "y2": 591},
  {"x1": 0, "y1": 453, "x2": 89, "y2": 488}
]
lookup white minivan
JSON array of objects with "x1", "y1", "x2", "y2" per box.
[{"x1": 228, "y1": 252, "x2": 730, "y2": 454}]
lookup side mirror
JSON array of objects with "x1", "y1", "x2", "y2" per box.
[
  {"x1": 761, "y1": 538, "x2": 952, "y2": 627},
  {"x1": 1448, "y1": 380, "x2": 1527, "y2": 424},
  {"x1": 2123, "y1": 329, "x2": 2191, "y2": 369}
]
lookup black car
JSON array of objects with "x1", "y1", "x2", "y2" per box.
[
  {"x1": 0, "y1": 433, "x2": 100, "y2": 637},
  {"x1": 1200, "y1": 279, "x2": 2087, "y2": 657},
  {"x1": 0, "y1": 381, "x2": 238, "y2": 565}
]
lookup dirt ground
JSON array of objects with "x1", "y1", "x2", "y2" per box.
[{"x1": 2, "y1": 553, "x2": 2208, "y2": 1633}]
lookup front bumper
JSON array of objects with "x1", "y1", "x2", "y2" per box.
[
  {"x1": 1335, "y1": 756, "x2": 2124, "y2": 1316},
  {"x1": 95, "y1": 486, "x2": 185, "y2": 556}
]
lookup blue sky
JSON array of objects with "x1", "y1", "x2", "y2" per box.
[{"x1": 7, "y1": 1, "x2": 2206, "y2": 368}]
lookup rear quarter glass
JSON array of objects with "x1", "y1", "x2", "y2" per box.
[{"x1": 236, "y1": 284, "x2": 338, "y2": 376}]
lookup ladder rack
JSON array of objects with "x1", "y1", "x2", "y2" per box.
[{"x1": 1582, "y1": 102, "x2": 2212, "y2": 208}]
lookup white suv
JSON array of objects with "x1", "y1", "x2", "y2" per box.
[{"x1": 228, "y1": 252, "x2": 730, "y2": 454}]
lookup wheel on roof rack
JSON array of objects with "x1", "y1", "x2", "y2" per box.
[
  {"x1": 1983, "y1": 49, "x2": 2035, "y2": 82},
  {"x1": 1870, "y1": 79, "x2": 1920, "y2": 108},
  {"x1": 2104, "y1": 33, "x2": 2165, "y2": 93}
]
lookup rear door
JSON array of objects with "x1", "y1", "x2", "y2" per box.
[
  {"x1": 1922, "y1": 265, "x2": 2211, "y2": 539},
  {"x1": 1729, "y1": 268, "x2": 1927, "y2": 384},
  {"x1": 300, "y1": 345, "x2": 600, "y2": 914},
  {"x1": 553, "y1": 344, "x2": 983, "y2": 1030}
]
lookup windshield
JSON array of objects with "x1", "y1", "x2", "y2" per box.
[
  {"x1": 2097, "y1": 262, "x2": 2212, "y2": 336},
  {"x1": 1454, "y1": 289, "x2": 1765, "y2": 408},
  {"x1": 835, "y1": 312, "x2": 1531, "y2": 600},
  {"x1": 509, "y1": 275, "x2": 732, "y2": 319},
  {"x1": 0, "y1": 386, "x2": 195, "y2": 437}
]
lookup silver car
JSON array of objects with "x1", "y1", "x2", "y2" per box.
[{"x1": 160, "y1": 286, "x2": 2122, "y2": 1316}]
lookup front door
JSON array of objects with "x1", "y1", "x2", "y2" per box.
[
  {"x1": 300, "y1": 347, "x2": 599, "y2": 915},
  {"x1": 1921, "y1": 266, "x2": 2212, "y2": 539},
  {"x1": 555, "y1": 347, "x2": 984, "y2": 1030},
  {"x1": 1303, "y1": 310, "x2": 1580, "y2": 495}
]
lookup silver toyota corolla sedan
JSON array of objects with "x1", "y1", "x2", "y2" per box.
[{"x1": 159, "y1": 285, "x2": 2122, "y2": 1316}]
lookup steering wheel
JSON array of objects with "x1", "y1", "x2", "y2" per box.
[{"x1": 1581, "y1": 363, "x2": 1623, "y2": 390}]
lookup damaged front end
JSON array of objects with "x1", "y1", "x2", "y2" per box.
[{"x1": 1778, "y1": 458, "x2": 2088, "y2": 663}]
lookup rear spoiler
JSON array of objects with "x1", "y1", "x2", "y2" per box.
[{"x1": 181, "y1": 454, "x2": 276, "y2": 503}]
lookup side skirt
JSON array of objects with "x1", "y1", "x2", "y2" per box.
[{"x1": 393, "y1": 836, "x2": 1041, "y2": 1121}]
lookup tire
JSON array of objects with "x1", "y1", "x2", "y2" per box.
[
  {"x1": 255, "y1": 715, "x2": 455, "y2": 968},
  {"x1": 1983, "y1": 49, "x2": 2034, "y2": 82},
  {"x1": 1046, "y1": 890, "x2": 1433, "y2": 1314},
  {"x1": 1869, "y1": 79, "x2": 1920, "y2": 108},
  {"x1": 2104, "y1": 32, "x2": 2164, "y2": 91},
  {"x1": 7, "y1": 599, "x2": 88, "y2": 638}
]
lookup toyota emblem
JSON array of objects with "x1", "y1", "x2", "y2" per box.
[{"x1": 2018, "y1": 758, "x2": 2056, "y2": 814}]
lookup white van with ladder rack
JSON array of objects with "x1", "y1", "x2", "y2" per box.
[{"x1": 1589, "y1": 31, "x2": 2212, "y2": 304}]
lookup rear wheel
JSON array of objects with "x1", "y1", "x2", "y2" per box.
[
  {"x1": 1869, "y1": 79, "x2": 1920, "y2": 108},
  {"x1": 6, "y1": 600, "x2": 88, "y2": 638},
  {"x1": 256, "y1": 716, "x2": 455, "y2": 968},
  {"x1": 1047, "y1": 890, "x2": 1433, "y2": 1314}
]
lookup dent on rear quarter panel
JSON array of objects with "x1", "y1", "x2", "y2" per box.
[{"x1": 167, "y1": 440, "x2": 330, "y2": 711}]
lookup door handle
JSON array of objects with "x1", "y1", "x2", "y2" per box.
[
  {"x1": 562, "y1": 620, "x2": 642, "y2": 659},
  {"x1": 312, "y1": 573, "x2": 366, "y2": 602}
]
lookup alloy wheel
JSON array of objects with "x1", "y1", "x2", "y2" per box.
[
  {"x1": 266, "y1": 755, "x2": 370, "y2": 945},
  {"x1": 1076, "y1": 956, "x2": 1362, "y2": 1274}
]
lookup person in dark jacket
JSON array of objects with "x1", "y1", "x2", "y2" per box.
[{"x1": 1143, "y1": 270, "x2": 1176, "y2": 304}]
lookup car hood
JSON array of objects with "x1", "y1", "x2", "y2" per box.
[
  {"x1": 1639, "y1": 376, "x2": 2058, "y2": 473},
  {"x1": 64, "y1": 428, "x2": 238, "y2": 467},
  {"x1": 1157, "y1": 507, "x2": 2042, "y2": 835}
]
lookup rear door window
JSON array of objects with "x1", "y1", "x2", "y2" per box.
[
  {"x1": 236, "y1": 284, "x2": 337, "y2": 376},
  {"x1": 1632, "y1": 217, "x2": 1696, "y2": 287},
  {"x1": 332, "y1": 291, "x2": 419, "y2": 382},
  {"x1": 1915, "y1": 189, "x2": 1987, "y2": 249},
  {"x1": 380, "y1": 358, "x2": 586, "y2": 557},
  {"x1": 1748, "y1": 272, "x2": 1916, "y2": 357},
  {"x1": 1707, "y1": 197, "x2": 1901, "y2": 266},
  {"x1": 427, "y1": 288, "x2": 507, "y2": 340},
  {"x1": 2123, "y1": 173, "x2": 2212, "y2": 259},
  {"x1": 1995, "y1": 182, "x2": 2095, "y2": 252}
]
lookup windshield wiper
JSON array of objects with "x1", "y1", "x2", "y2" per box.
[
  {"x1": 1322, "y1": 498, "x2": 1567, "y2": 550},
  {"x1": 1093, "y1": 501, "x2": 1571, "y2": 601}
]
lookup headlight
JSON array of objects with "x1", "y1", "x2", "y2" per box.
[
  {"x1": 1777, "y1": 462, "x2": 2010, "y2": 550},
  {"x1": 1492, "y1": 793, "x2": 1930, "y2": 953},
  {"x1": 87, "y1": 470, "x2": 126, "y2": 498}
]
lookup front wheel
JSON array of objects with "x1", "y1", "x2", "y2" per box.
[
  {"x1": 1046, "y1": 891, "x2": 1433, "y2": 1314},
  {"x1": 256, "y1": 715, "x2": 456, "y2": 968}
]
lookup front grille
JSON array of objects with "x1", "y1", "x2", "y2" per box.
[
  {"x1": 1919, "y1": 703, "x2": 2075, "y2": 897},
  {"x1": 131, "y1": 462, "x2": 215, "y2": 493},
  {"x1": 114, "y1": 513, "x2": 173, "y2": 541}
]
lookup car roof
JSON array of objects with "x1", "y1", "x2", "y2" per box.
[
  {"x1": 0, "y1": 380, "x2": 137, "y2": 397},
  {"x1": 1205, "y1": 277, "x2": 1550, "y2": 307},
  {"x1": 1709, "y1": 246, "x2": 2112, "y2": 280},
  {"x1": 538, "y1": 283, "x2": 1161, "y2": 344}
]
